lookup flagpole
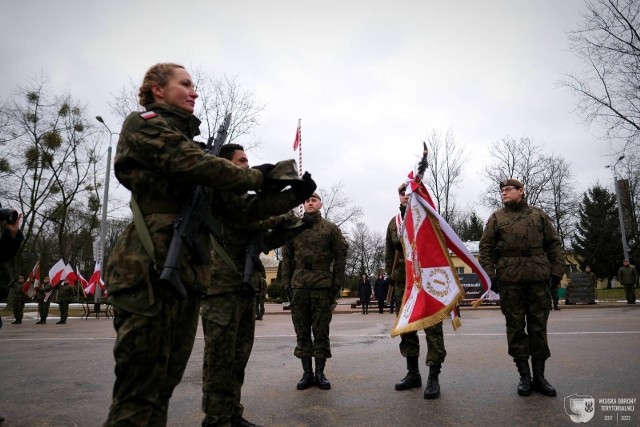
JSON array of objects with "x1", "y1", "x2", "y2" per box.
[
  {"x1": 295, "y1": 119, "x2": 304, "y2": 215},
  {"x1": 96, "y1": 116, "x2": 114, "y2": 305}
]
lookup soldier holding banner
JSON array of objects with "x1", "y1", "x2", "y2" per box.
[
  {"x1": 385, "y1": 183, "x2": 445, "y2": 400},
  {"x1": 479, "y1": 178, "x2": 564, "y2": 397}
]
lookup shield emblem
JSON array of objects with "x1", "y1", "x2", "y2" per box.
[{"x1": 564, "y1": 394, "x2": 595, "y2": 423}]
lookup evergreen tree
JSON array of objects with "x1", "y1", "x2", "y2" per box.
[
  {"x1": 458, "y1": 212, "x2": 485, "y2": 242},
  {"x1": 572, "y1": 185, "x2": 622, "y2": 281}
]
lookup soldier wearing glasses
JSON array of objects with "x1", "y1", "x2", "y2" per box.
[{"x1": 479, "y1": 179, "x2": 564, "y2": 398}]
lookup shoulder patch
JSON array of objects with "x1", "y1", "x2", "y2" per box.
[{"x1": 140, "y1": 111, "x2": 158, "y2": 120}]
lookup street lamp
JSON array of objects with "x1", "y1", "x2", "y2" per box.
[
  {"x1": 95, "y1": 116, "x2": 114, "y2": 304},
  {"x1": 605, "y1": 155, "x2": 630, "y2": 263}
]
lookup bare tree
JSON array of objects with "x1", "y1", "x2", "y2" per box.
[
  {"x1": 482, "y1": 136, "x2": 551, "y2": 209},
  {"x1": 561, "y1": 0, "x2": 640, "y2": 150},
  {"x1": 109, "y1": 67, "x2": 266, "y2": 148},
  {"x1": 0, "y1": 76, "x2": 104, "y2": 272},
  {"x1": 539, "y1": 156, "x2": 580, "y2": 249},
  {"x1": 424, "y1": 129, "x2": 468, "y2": 222},
  {"x1": 318, "y1": 181, "x2": 363, "y2": 228}
]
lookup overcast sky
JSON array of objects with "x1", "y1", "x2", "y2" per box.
[{"x1": 0, "y1": 0, "x2": 619, "y2": 236}]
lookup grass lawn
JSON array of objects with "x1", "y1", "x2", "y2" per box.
[{"x1": 595, "y1": 287, "x2": 629, "y2": 301}]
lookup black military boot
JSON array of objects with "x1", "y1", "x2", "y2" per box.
[
  {"x1": 296, "y1": 357, "x2": 314, "y2": 390},
  {"x1": 423, "y1": 364, "x2": 441, "y2": 399},
  {"x1": 231, "y1": 416, "x2": 262, "y2": 427},
  {"x1": 315, "y1": 358, "x2": 331, "y2": 390},
  {"x1": 515, "y1": 359, "x2": 532, "y2": 396},
  {"x1": 531, "y1": 359, "x2": 556, "y2": 396},
  {"x1": 395, "y1": 356, "x2": 422, "y2": 390}
]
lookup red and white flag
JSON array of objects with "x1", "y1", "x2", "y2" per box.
[
  {"x1": 85, "y1": 261, "x2": 103, "y2": 296},
  {"x1": 293, "y1": 119, "x2": 301, "y2": 151},
  {"x1": 63, "y1": 263, "x2": 77, "y2": 285},
  {"x1": 76, "y1": 268, "x2": 89, "y2": 296},
  {"x1": 23, "y1": 259, "x2": 40, "y2": 298},
  {"x1": 49, "y1": 259, "x2": 67, "y2": 287},
  {"x1": 391, "y1": 173, "x2": 490, "y2": 337}
]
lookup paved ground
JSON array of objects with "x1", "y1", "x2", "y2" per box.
[{"x1": 0, "y1": 300, "x2": 638, "y2": 426}]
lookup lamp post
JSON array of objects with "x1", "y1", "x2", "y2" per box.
[
  {"x1": 605, "y1": 155, "x2": 630, "y2": 263},
  {"x1": 95, "y1": 116, "x2": 114, "y2": 304}
]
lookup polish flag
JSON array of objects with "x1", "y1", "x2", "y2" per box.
[
  {"x1": 63, "y1": 263, "x2": 77, "y2": 285},
  {"x1": 292, "y1": 119, "x2": 301, "y2": 151},
  {"x1": 86, "y1": 261, "x2": 102, "y2": 296},
  {"x1": 23, "y1": 259, "x2": 40, "y2": 298},
  {"x1": 391, "y1": 173, "x2": 490, "y2": 337},
  {"x1": 49, "y1": 259, "x2": 67, "y2": 287},
  {"x1": 76, "y1": 268, "x2": 89, "y2": 295}
]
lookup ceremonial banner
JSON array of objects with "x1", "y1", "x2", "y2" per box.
[
  {"x1": 391, "y1": 171, "x2": 491, "y2": 336},
  {"x1": 23, "y1": 259, "x2": 40, "y2": 298}
]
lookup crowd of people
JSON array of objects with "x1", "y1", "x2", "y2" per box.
[{"x1": 1, "y1": 62, "x2": 639, "y2": 427}]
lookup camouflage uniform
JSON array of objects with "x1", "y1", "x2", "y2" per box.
[
  {"x1": 201, "y1": 187, "x2": 304, "y2": 426},
  {"x1": 103, "y1": 103, "x2": 263, "y2": 426},
  {"x1": 479, "y1": 199, "x2": 564, "y2": 362},
  {"x1": 36, "y1": 279, "x2": 53, "y2": 323},
  {"x1": 617, "y1": 263, "x2": 638, "y2": 304},
  {"x1": 255, "y1": 275, "x2": 266, "y2": 320},
  {"x1": 281, "y1": 211, "x2": 348, "y2": 360},
  {"x1": 10, "y1": 277, "x2": 27, "y2": 323},
  {"x1": 385, "y1": 215, "x2": 446, "y2": 365},
  {"x1": 55, "y1": 281, "x2": 74, "y2": 324}
]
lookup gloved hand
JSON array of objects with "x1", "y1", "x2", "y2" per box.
[
  {"x1": 291, "y1": 172, "x2": 317, "y2": 202},
  {"x1": 490, "y1": 277, "x2": 500, "y2": 294},
  {"x1": 252, "y1": 163, "x2": 276, "y2": 185},
  {"x1": 550, "y1": 275, "x2": 562, "y2": 289}
]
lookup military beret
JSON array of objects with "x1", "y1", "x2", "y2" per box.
[
  {"x1": 499, "y1": 178, "x2": 523, "y2": 189},
  {"x1": 310, "y1": 192, "x2": 321, "y2": 200},
  {"x1": 398, "y1": 183, "x2": 407, "y2": 193}
]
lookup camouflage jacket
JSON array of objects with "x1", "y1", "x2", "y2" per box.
[
  {"x1": 104, "y1": 103, "x2": 263, "y2": 297},
  {"x1": 617, "y1": 265, "x2": 638, "y2": 286},
  {"x1": 385, "y1": 213, "x2": 406, "y2": 285},
  {"x1": 479, "y1": 200, "x2": 565, "y2": 284},
  {"x1": 35, "y1": 281, "x2": 52, "y2": 302},
  {"x1": 206, "y1": 189, "x2": 303, "y2": 296},
  {"x1": 281, "y1": 212, "x2": 348, "y2": 291},
  {"x1": 55, "y1": 283, "x2": 74, "y2": 303}
]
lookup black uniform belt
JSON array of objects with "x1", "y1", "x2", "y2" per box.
[
  {"x1": 138, "y1": 200, "x2": 181, "y2": 215},
  {"x1": 500, "y1": 248, "x2": 545, "y2": 257},
  {"x1": 294, "y1": 260, "x2": 331, "y2": 271}
]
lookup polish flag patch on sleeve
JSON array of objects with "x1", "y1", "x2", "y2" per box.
[{"x1": 140, "y1": 111, "x2": 157, "y2": 119}]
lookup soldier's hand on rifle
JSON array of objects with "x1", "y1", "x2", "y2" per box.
[{"x1": 291, "y1": 172, "x2": 317, "y2": 202}]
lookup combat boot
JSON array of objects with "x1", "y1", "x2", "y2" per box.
[
  {"x1": 36, "y1": 319, "x2": 46, "y2": 324},
  {"x1": 395, "y1": 356, "x2": 422, "y2": 390},
  {"x1": 423, "y1": 364, "x2": 441, "y2": 399},
  {"x1": 531, "y1": 359, "x2": 556, "y2": 396},
  {"x1": 515, "y1": 359, "x2": 532, "y2": 396},
  {"x1": 231, "y1": 416, "x2": 261, "y2": 427},
  {"x1": 296, "y1": 357, "x2": 314, "y2": 390},
  {"x1": 315, "y1": 358, "x2": 331, "y2": 390}
]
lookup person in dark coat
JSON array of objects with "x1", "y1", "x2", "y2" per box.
[
  {"x1": 358, "y1": 273, "x2": 372, "y2": 314},
  {"x1": 373, "y1": 273, "x2": 388, "y2": 314}
]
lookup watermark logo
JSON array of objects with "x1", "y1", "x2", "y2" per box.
[{"x1": 565, "y1": 394, "x2": 595, "y2": 423}]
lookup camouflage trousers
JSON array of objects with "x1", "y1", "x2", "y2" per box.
[
  {"x1": 38, "y1": 300, "x2": 50, "y2": 321},
  {"x1": 291, "y1": 288, "x2": 333, "y2": 359},
  {"x1": 395, "y1": 285, "x2": 446, "y2": 365},
  {"x1": 104, "y1": 289, "x2": 200, "y2": 427},
  {"x1": 12, "y1": 298, "x2": 24, "y2": 321},
  {"x1": 58, "y1": 302, "x2": 69, "y2": 321},
  {"x1": 499, "y1": 282, "x2": 551, "y2": 361},
  {"x1": 201, "y1": 292, "x2": 256, "y2": 426}
]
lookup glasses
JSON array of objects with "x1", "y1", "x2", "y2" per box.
[{"x1": 500, "y1": 186, "x2": 520, "y2": 193}]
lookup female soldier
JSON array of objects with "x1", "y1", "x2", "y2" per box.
[{"x1": 104, "y1": 63, "x2": 273, "y2": 426}]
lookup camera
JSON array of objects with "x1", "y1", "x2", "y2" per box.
[{"x1": 0, "y1": 202, "x2": 18, "y2": 224}]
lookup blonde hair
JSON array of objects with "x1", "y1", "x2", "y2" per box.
[{"x1": 138, "y1": 63, "x2": 185, "y2": 107}]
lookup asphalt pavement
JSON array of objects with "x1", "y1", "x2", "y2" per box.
[{"x1": 0, "y1": 300, "x2": 638, "y2": 427}]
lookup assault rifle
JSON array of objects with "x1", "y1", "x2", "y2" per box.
[{"x1": 157, "y1": 113, "x2": 231, "y2": 300}]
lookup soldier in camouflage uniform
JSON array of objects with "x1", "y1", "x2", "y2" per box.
[
  {"x1": 385, "y1": 183, "x2": 446, "y2": 400},
  {"x1": 282, "y1": 193, "x2": 348, "y2": 391},
  {"x1": 35, "y1": 276, "x2": 52, "y2": 324},
  {"x1": 479, "y1": 178, "x2": 565, "y2": 397},
  {"x1": 10, "y1": 276, "x2": 27, "y2": 324},
  {"x1": 617, "y1": 260, "x2": 638, "y2": 304},
  {"x1": 103, "y1": 63, "x2": 275, "y2": 426},
  {"x1": 201, "y1": 143, "x2": 316, "y2": 427},
  {"x1": 55, "y1": 278, "x2": 74, "y2": 324}
]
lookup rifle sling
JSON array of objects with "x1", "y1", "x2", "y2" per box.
[{"x1": 130, "y1": 196, "x2": 156, "y2": 305}]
